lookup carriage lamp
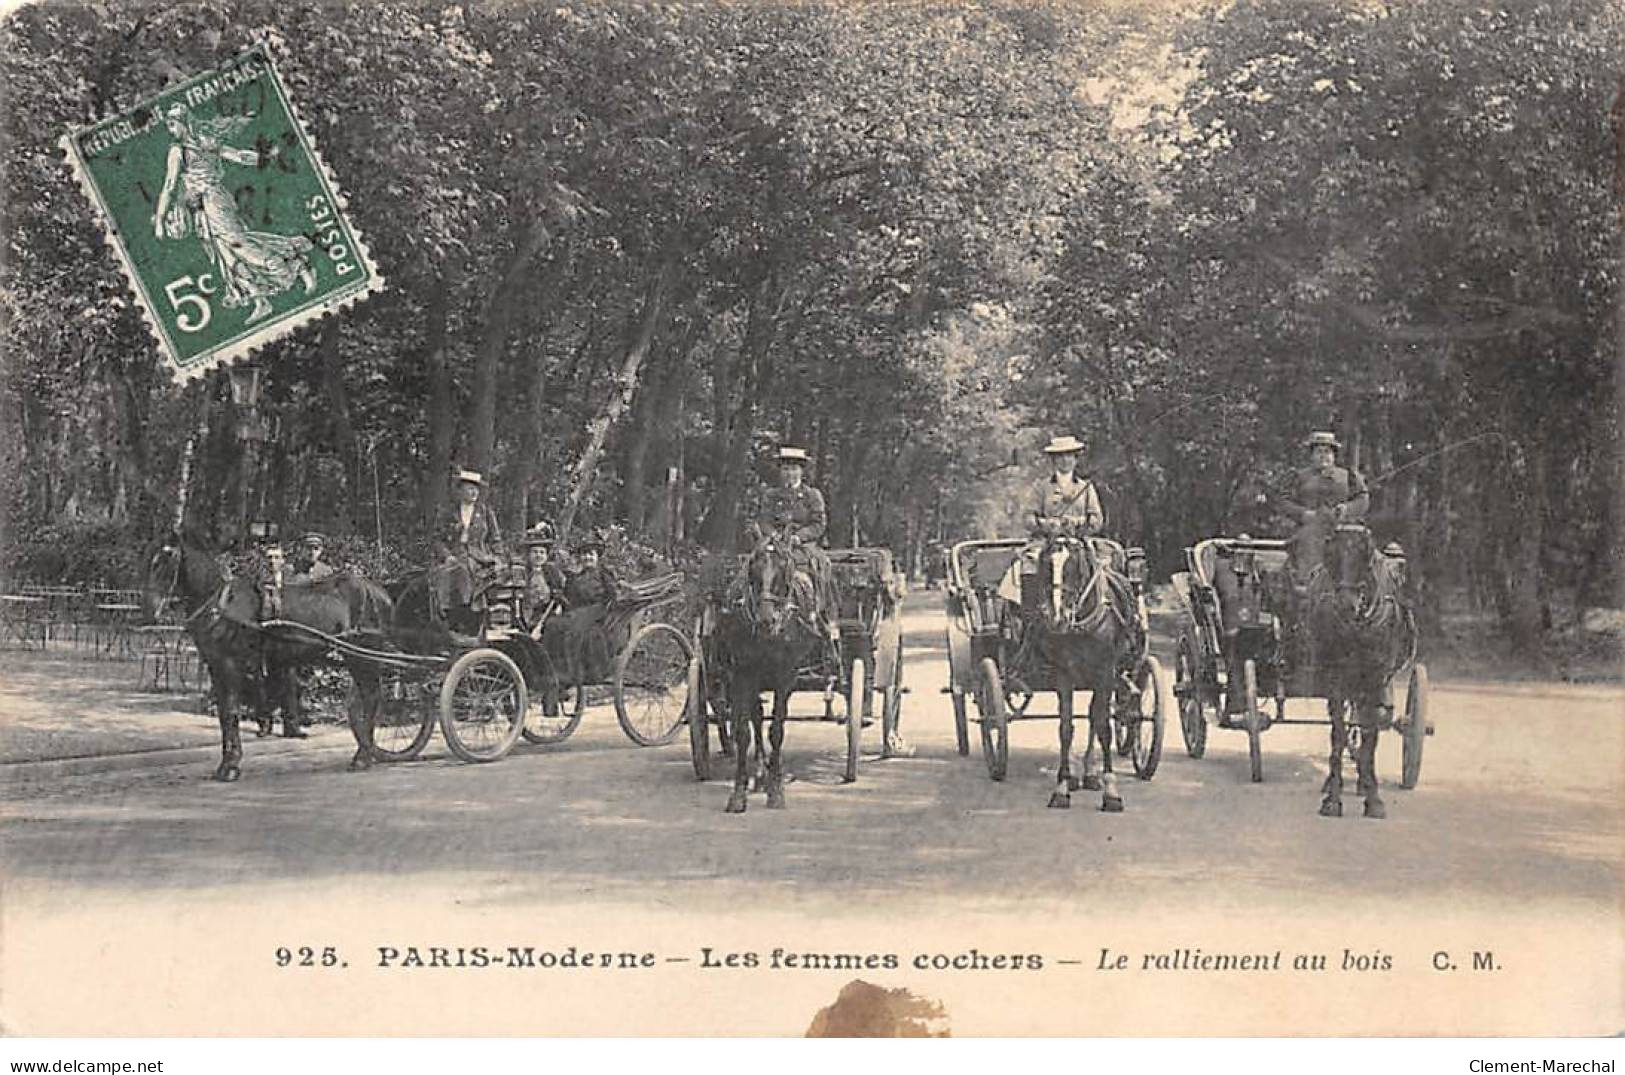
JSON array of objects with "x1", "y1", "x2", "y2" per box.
[{"x1": 1125, "y1": 548, "x2": 1146, "y2": 583}]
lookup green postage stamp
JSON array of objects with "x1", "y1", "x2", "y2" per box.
[{"x1": 61, "y1": 43, "x2": 382, "y2": 381}]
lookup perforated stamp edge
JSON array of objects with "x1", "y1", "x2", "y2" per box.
[{"x1": 58, "y1": 40, "x2": 385, "y2": 384}]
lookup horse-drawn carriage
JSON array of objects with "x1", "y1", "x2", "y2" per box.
[
  {"x1": 685, "y1": 545, "x2": 906, "y2": 797},
  {"x1": 1170, "y1": 526, "x2": 1432, "y2": 814},
  {"x1": 353, "y1": 559, "x2": 693, "y2": 765},
  {"x1": 943, "y1": 535, "x2": 1166, "y2": 805},
  {"x1": 143, "y1": 531, "x2": 695, "y2": 779}
]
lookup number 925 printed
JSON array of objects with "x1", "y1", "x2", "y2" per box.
[{"x1": 275, "y1": 946, "x2": 346, "y2": 968}]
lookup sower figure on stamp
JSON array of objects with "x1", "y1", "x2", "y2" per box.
[
  {"x1": 431, "y1": 469, "x2": 504, "y2": 635},
  {"x1": 745, "y1": 446, "x2": 837, "y2": 644}
]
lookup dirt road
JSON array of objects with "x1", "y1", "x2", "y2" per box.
[{"x1": 2, "y1": 594, "x2": 1619, "y2": 1035}]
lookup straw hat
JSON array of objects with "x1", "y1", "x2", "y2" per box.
[{"x1": 1042, "y1": 435, "x2": 1085, "y2": 455}]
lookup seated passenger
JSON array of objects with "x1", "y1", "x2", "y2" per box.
[
  {"x1": 521, "y1": 523, "x2": 565, "y2": 636},
  {"x1": 564, "y1": 538, "x2": 618, "y2": 610}
]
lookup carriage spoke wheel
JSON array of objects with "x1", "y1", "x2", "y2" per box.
[
  {"x1": 843, "y1": 656, "x2": 867, "y2": 784},
  {"x1": 975, "y1": 656, "x2": 1009, "y2": 782},
  {"x1": 1241, "y1": 658, "x2": 1263, "y2": 783},
  {"x1": 350, "y1": 670, "x2": 435, "y2": 762},
  {"x1": 686, "y1": 651, "x2": 712, "y2": 781},
  {"x1": 520, "y1": 645, "x2": 586, "y2": 746},
  {"x1": 438, "y1": 649, "x2": 527, "y2": 763},
  {"x1": 1175, "y1": 635, "x2": 1207, "y2": 759},
  {"x1": 1127, "y1": 655, "x2": 1168, "y2": 780},
  {"x1": 1400, "y1": 662, "x2": 1430, "y2": 789},
  {"x1": 614, "y1": 622, "x2": 695, "y2": 747}
]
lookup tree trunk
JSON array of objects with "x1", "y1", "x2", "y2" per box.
[
  {"x1": 469, "y1": 216, "x2": 553, "y2": 475},
  {"x1": 422, "y1": 269, "x2": 455, "y2": 535},
  {"x1": 317, "y1": 323, "x2": 361, "y2": 534},
  {"x1": 556, "y1": 257, "x2": 676, "y2": 545},
  {"x1": 623, "y1": 314, "x2": 702, "y2": 535},
  {"x1": 696, "y1": 272, "x2": 794, "y2": 549}
]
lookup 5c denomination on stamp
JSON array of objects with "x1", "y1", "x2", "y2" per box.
[{"x1": 60, "y1": 42, "x2": 382, "y2": 381}]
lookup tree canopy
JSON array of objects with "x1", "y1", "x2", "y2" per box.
[{"x1": 2, "y1": 0, "x2": 1617, "y2": 652}]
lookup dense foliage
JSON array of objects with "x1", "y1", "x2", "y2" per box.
[{"x1": 1, "y1": 0, "x2": 1618, "y2": 655}]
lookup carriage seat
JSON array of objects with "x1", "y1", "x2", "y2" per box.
[
  {"x1": 1194, "y1": 539, "x2": 1289, "y2": 587},
  {"x1": 828, "y1": 548, "x2": 897, "y2": 622}
]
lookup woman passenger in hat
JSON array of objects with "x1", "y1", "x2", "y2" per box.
[
  {"x1": 521, "y1": 523, "x2": 565, "y2": 633},
  {"x1": 563, "y1": 535, "x2": 618, "y2": 610}
]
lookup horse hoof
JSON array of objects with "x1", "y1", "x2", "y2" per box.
[
  {"x1": 1048, "y1": 792, "x2": 1071, "y2": 809},
  {"x1": 1081, "y1": 775, "x2": 1102, "y2": 792},
  {"x1": 1066, "y1": 775, "x2": 1081, "y2": 792},
  {"x1": 254, "y1": 726, "x2": 272, "y2": 738},
  {"x1": 212, "y1": 765, "x2": 240, "y2": 783},
  {"x1": 1363, "y1": 800, "x2": 1387, "y2": 820},
  {"x1": 348, "y1": 752, "x2": 373, "y2": 772},
  {"x1": 1100, "y1": 795, "x2": 1124, "y2": 813},
  {"x1": 1319, "y1": 799, "x2": 1343, "y2": 818},
  {"x1": 766, "y1": 792, "x2": 786, "y2": 810},
  {"x1": 724, "y1": 794, "x2": 748, "y2": 814}
]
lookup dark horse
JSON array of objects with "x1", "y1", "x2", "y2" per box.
[
  {"x1": 713, "y1": 536, "x2": 836, "y2": 814},
  {"x1": 1028, "y1": 534, "x2": 1143, "y2": 812},
  {"x1": 1306, "y1": 524, "x2": 1417, "y2": 820},
  {"x1": 141, "y1": 531, "x2": 394, "y2": 781}
]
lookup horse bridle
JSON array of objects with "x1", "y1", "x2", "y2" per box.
[
  {"x1": 738, "y1": 539, "x2": 799, "y2": 634},
  {"x1": 1045, "y1": 538, "x2": 1126, "y2": 633}
]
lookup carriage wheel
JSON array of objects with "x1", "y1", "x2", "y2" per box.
[
  {"x1": 951, "y1": 691, "x2": 970, "y2": 756},
  {"x1": 1400, "y1": 662, "x2": 1430, "y2": 790},
  {"x1": 686, "y1": 651, "x2": 712, "y2": 781},
  {"x1": 975, "y1": 656, "x2": 1009, "y2": 782},
  {"x1": 1241, "y1": 658, "x2": 1263, "y2": 783},
  {"x1": 349, "y1": 671, "x2": 435, "y2": 762},
  {"x1": 438, "y1": 648, "x2": 528, "y2": 763},
  {"x1": 843, "y1": 656, "x2": 867, "y2": 784},
  {"x1": 614, "y1": 623, "x2": 695, "y2": 747},
  {"x1": 520, "y1": 645, "x2": 586, "y2": 746},
  {"x1": 1175, "y1": 635, "x2": 1208, "y2": 759},
  {"x1": 1127, "y1": 656, "x2": 1168, "y2": 781}
]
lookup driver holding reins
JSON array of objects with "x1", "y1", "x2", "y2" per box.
[
  {"x1": 745, "y1": 446, "x2": 835, "y2": 639},
  {"x1": 997, "y1": 435, "x2": 1104, "y2": 607}
]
